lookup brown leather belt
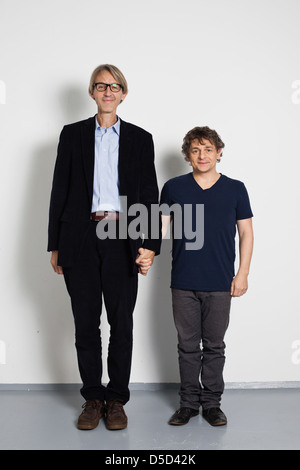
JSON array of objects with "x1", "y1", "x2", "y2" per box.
[{"x1": 91, "y1": 211, "x2": 120, "y2": 221}]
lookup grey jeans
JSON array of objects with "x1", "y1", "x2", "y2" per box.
[{"x1": 172, "y1": 289, "x2": 231, "y2": 410}]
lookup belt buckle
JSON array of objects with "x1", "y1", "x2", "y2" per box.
[{"x1": 103, "y1": 211, "x2": 109, "y2": 219}]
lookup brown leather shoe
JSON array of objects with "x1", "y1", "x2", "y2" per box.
[
  {"x1": 105, "y1": 400, "x2": 128, "y2": 430},
  {"x1": 77, "y1": 400, "x2": 104, "y2": 430}
]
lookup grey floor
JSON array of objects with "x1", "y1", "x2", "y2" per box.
[{"x1": 0, "y1": 387, "x2": 299, "y2": 450}]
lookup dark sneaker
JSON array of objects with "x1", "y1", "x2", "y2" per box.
[
  {"x1": 168, "y1": 407, "x2": 199, "y2": 426},
  {"x1": 202, "y1": 407, "x2": 227, "y2": 426},
  {"x1": 77, "y1": 400, "x2": 104, "y2": 430},
  {"x1": 105, "y1": 400, "x2": 128, "y2": 430}
]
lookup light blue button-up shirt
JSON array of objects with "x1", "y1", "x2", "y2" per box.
[{"x1": 91, "y1": 116, "x2": 121, "y2": 212}]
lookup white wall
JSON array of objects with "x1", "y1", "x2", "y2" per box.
[{"x1": 1, "y1": 0, "x2": 300, "y2": 386}]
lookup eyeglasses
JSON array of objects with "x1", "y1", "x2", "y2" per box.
[{"x1": 93, "y1": 82, "x2": 123, "y2": 93}]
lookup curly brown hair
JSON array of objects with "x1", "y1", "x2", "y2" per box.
[{"x1": 182, "y1": 126, "x2": 225, "y2": 162}]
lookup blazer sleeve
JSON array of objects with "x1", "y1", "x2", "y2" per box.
[
  {"x1": 47, "y1": 126, "x2": 71, "y2": 251},
  {"x1": 139, "y1": 133, "x2": 161, "y2": 255}
]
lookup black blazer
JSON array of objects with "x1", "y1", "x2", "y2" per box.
[{"x1": 48, "y1": 116, "x2": 161, "y2": 269}]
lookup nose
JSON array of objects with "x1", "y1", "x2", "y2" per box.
[{"x1": 104, "y1": 86, "x2": 112, "y2": 96}]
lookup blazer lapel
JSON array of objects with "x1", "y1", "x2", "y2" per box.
[
  {"x1": 118, "y1": 119, "x2": 133, "y2": 196},
  {"x1": 81, "y1": 116, "x2": 95, "y2": 206}
]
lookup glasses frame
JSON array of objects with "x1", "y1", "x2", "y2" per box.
[{"x1": 93, "y1": 82, "x2": 123, "y2": 93}]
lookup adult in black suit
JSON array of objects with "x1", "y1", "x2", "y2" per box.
[{"x1": 48, "y1": 64, "x2": 160, "y2": 431}]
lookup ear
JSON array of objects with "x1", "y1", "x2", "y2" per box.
[
  {"x1": 120, "y1": 91, "x2": 128, "y2": 104},
  {"x1": 216, "y1": 149, "x2": 222, "y2": 163}
]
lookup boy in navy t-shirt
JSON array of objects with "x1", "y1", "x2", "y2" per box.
[{"x1": 160, "y1": 126, "x2": 254, "y2": 427}]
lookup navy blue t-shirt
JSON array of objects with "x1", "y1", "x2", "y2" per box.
[{"x1": 160, "y1": 173, "x2": 253, "y2": 291}]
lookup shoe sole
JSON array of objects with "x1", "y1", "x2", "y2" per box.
[
  {"x1": 203, "y1": 418, "x2": 227, "y2": 426},
  {"x1": 168, "y1": 412, "x2": 199, "y2": 426},
  {"x1": 105, "y1": 423, "x2": 127, "y2": 430},
  {"x1": 77, "y1": 416, "x2": 103, "y2": 430},
  {"x1": 77, "y1": 423, "x2": 99, "y2": 430},
  {"x1": 169, "y1": 421, "x2": 189, "y2": 426}
]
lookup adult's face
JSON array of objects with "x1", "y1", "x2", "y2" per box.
[
  {"x1": 91, "y1": 70, "x2": 127, "y2": 117},
  {"x1": 187, "y1": 138, "x2": 222, "y2": 175}
]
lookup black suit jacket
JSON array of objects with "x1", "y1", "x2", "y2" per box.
[{"x1": 48, "y1": 116, "x2": 161, "y2": 269}]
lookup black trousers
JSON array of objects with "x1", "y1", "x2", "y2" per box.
[{"x1": 63, "y1": 221, "x2": 138, "y2": 404}]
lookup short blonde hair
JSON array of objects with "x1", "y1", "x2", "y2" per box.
[{"x1": 88, "y1": 64, "x2": 128, "y2": 95}]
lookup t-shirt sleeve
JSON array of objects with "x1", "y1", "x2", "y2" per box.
[
  {"x1": 236, "y1": 183, "x2": 253, "y2": 220},
  {"x1": 160, "y1": 182, "x2": 172, "y2": 215}
]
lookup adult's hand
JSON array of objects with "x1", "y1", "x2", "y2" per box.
[
  {"x1": 230, "y1": 271, "x2": 248, "y2": 297},
  {"x1": 50, "y1": 250, "x2": 63, "y2": 275},
  {"x1": 136, "y1": 248, "x2": 155, "y2": 276}
]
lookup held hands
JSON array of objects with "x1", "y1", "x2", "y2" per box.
[
  {"x1": 51, "y1": 248, "x2": 155, "y2": 276},
  {"x1": 136, "y1": 248, "x2": 155, "y2": 276},
  {"x1": 50, "y1": 250, "x2": 63, "y2": 275},
  {"x1": 230, "y1": 270, "x2": 248, "y2": 297}
]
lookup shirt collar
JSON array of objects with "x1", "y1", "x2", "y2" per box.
[{"x1": 95, "y1": 116, "x2": 120, "y2": 136}]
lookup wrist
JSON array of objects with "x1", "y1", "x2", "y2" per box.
[{"x1": 237, "y1": 267, "x2": 249, "y2": 276}]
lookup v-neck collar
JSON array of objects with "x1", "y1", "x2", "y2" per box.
[{"x1": 190, "y1": 172, "x2": 223, "y2": 191}]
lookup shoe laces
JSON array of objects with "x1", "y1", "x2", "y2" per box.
[
  {"x1": 107, "y1": 400, "x2": 124, "y2": 414},
  {"x1": 82, "y1": 400, "x2": 101, "y2": 411}
]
